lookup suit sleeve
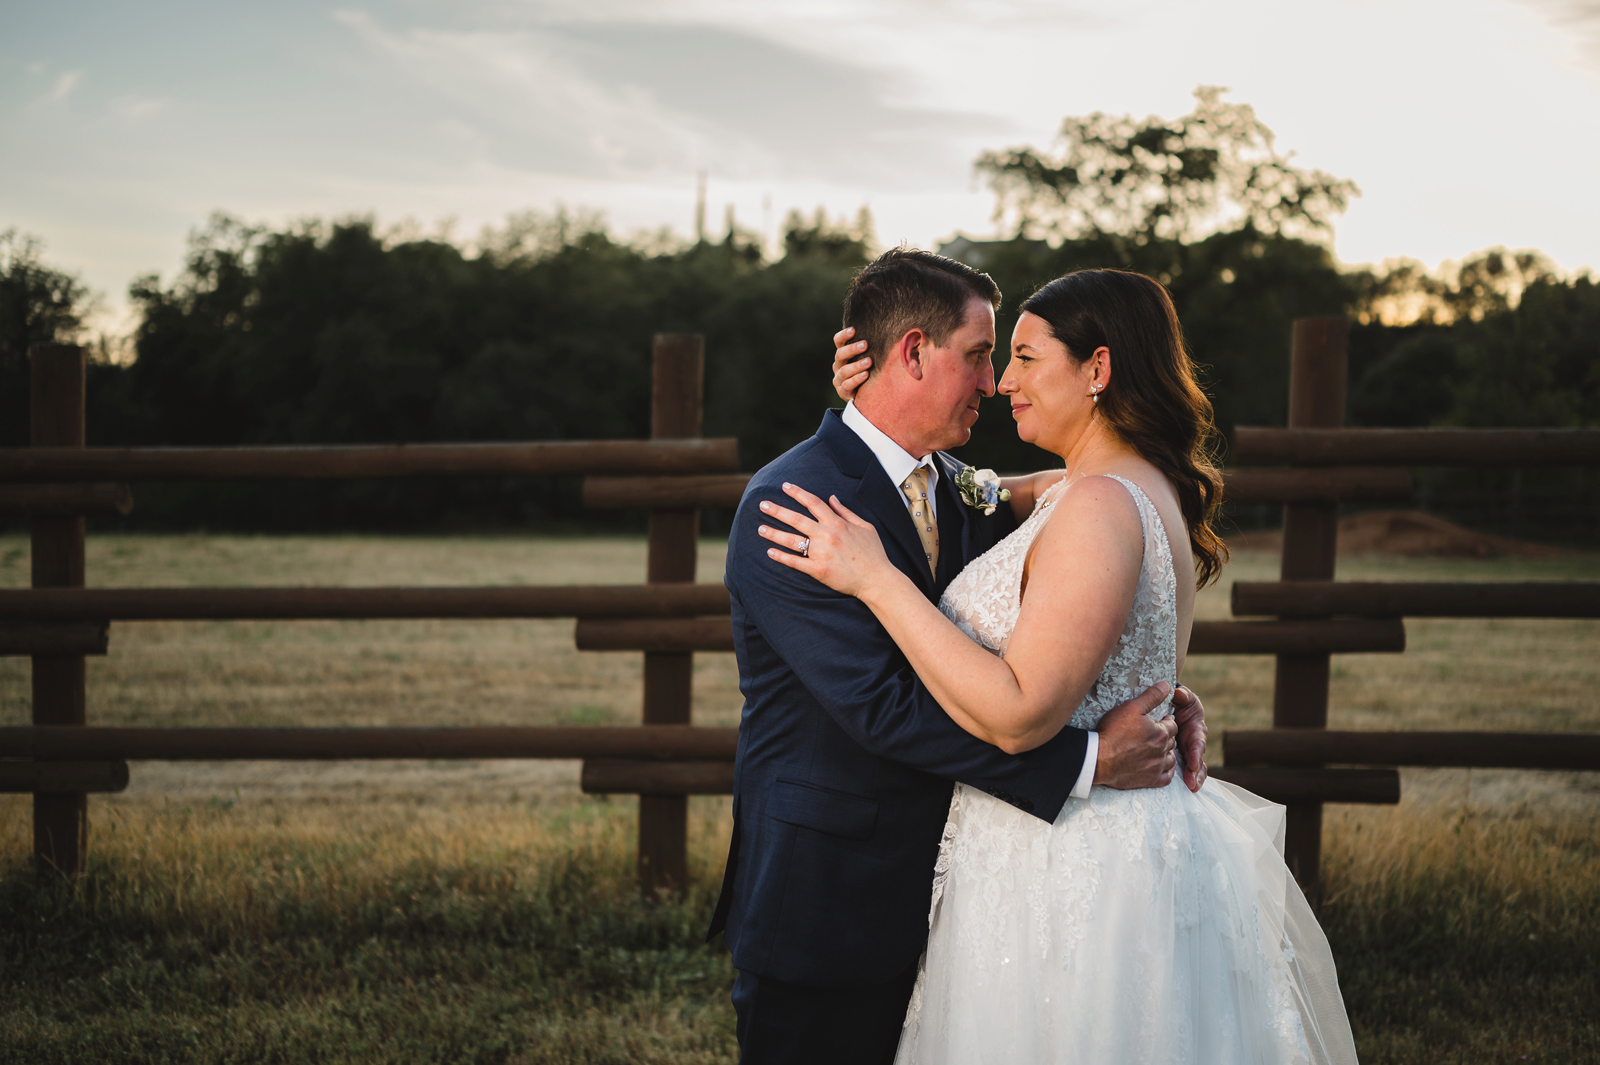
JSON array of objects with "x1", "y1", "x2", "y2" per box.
[{"x1": 729, "y1": 479, "x2": 1088, "y2": 822}]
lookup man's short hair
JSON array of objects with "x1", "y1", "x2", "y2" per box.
[{"x1": 842, "y1": 248, "x2": 1002, "y2": 373}]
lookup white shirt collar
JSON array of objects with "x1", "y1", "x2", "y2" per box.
[{"x1": 841, "y1": 401, "x2": 938, "y2": 512}]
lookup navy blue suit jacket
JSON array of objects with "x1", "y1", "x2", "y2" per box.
[{"x1": 707, "y1": 409, "x2": 1091, "y2": 986}]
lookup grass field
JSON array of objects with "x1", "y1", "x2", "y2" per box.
[{"x1": 2, "y1": 534, "x2": 1598, "y2": 1063}]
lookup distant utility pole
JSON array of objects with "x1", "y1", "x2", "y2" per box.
[{"x1": 695, "y1": 170, "x2": 707, "y2": 244}]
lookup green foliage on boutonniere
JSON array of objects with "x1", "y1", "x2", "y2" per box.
[{"x1": 955, "y1": 466, "x2": 1011, "y2": 516}]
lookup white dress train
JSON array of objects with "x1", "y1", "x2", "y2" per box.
[{"x1": 896, "y1": 476, "x2": 1359, "y2": 1065}]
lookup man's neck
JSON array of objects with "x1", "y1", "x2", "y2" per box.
[{"x1": 852, "y1": 392, "x2": 932, "y2": 460}]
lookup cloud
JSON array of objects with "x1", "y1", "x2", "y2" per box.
[
  {"x1": 111, "y1": 95, "x2": 175, "y2": 121},
  {"x1": 329, "y1": 7, "x2": 1005, "y2": 187},
  {"x1": 1520, "y1": 0, "x2": 1600, "y2": 70},
  {"x1": 39, "y1": 69, "x2": 83, "y2": 104}
]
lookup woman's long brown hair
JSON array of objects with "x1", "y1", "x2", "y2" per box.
[{"x1": 1019, "y1": 269, "x2": 1229, "y2": 588}]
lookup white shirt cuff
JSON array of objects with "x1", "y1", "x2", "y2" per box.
[{"x1": 1069, "y1": 731, "x2": 1098, "y2": 800}]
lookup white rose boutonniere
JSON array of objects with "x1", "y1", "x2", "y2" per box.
[{"x1": 954, "y1": 466, "x2": 1011, "y2": 516}]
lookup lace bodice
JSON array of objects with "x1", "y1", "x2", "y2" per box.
[{"x1": 937, "y1": 474, "x2": 1178, "y2": 729}]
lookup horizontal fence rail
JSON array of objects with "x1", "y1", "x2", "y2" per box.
[
  {"x1": 0, "y1": 483, "x2": 132, "y2": 514},
  {"x1": 0, "y1": 726, "x2": 741, "y2": 761},
  {"x1": 575, "y1": 617, "x2": 1406, "y2": 655},
  {"x1": 0, "y1": 761, "x2": 128, "y2": 793},
  {"x1": 0, "y1": 439, "x2": 740, "y2": 482},
  {"x1": 1189, "y1": 619, "x2": 1404, "y2": 655},
  {"x1": 1232, "y1": 428, "x2": 1600, "y2": 467},
  {"x1": 0, "y1": 622, "x2": 108, "y2": 657},
  {"x1": 1233, "y1": 581, "x2": 1600, "y2": 618},
  {"x1": 581, "y1": 466, "x2": 1416, "y2": 511},
  {"x1": 1207, "y1": 767, "x2": 1400, "y2": 805},
  {"x1": 0, "y1": 584, "x2": 731, "y2": 621},
  {"x1": 578, "y1": 617, "x2": 737, "y2": 653},
  {"x1": 1218, "y1": 467, "x2": 1412, "y2": 504},
  {"x1": 1224, "y1": 730, "x2": 1600, "y2": 770},
  {"x1": 585, "y1": 474, "x2": 751, "y2": 510},
  {"x1": 572, "y1": 760, "x2": 1400, "y2": 806},
  {"x1": 581, "y1": 759, "x2": 736, "y2": 795}
]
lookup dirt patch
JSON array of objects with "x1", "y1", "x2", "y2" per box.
[{"x1": 1230, "y1": 509, "x2": 1583, "y2": 558}]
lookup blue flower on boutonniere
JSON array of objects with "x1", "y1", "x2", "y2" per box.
[{"x1": 954, "y1": 466, "x2": 1010, "y2": 516}]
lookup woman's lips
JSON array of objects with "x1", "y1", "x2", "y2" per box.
[{"x1": 1011, "y1": 403, "x2": 1031, "y2": 418}]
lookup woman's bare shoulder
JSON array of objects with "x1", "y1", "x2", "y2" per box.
[{"x1": 1038, "y1": 474, "x2": 1145, "y2": 547}]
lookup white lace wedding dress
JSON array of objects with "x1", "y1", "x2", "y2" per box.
[{"x1": 896, "y1": 475, "x2": 1359, "y2": 1065}]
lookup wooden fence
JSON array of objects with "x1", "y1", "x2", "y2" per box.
[{"x1": 4, "y1": 324, "x2": 1599, "y2": 898}]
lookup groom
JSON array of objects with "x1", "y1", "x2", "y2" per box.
[{"x1": 708, "y1": 248, "x2": 1206, "y2": 1064}]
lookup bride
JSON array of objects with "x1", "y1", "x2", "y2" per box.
[{"x1": 757, "y1": 268, "x2": 1359, "y2": 1064}]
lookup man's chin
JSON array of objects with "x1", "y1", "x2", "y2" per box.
[{"x1": 936, "y1": 428, "x2": 974, "y2": 450}]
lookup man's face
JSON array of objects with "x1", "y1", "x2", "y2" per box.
[{"x1": 915, "y1": 296, "x2": 997, "y2": 452}]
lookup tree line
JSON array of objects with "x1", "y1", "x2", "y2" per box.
[{"x1": 3, "y1": 90, "x2": 1596, "y2": 541}]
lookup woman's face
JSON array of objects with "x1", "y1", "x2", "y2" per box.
[{"x1": 999, "y1": 311, "x2": 1104, "y2": 457}]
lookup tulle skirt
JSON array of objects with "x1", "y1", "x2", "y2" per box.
[{"x1": 896, "y1": 776, "x2": 1359, "y2": 1065}]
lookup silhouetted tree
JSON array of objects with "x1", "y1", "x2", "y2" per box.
[{"x1": 1, "y1": 230, "x2": 95, "y2": 445}]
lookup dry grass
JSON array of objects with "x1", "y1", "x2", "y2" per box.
[{"x1": 1, "y1": 533, "x2": 1598, "y2": 1062}]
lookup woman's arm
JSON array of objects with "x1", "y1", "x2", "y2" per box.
[
  {"x1": 759, "y1": 477, "x2": 1145, "y2": 754},
  {"x1": 999, "y1": 470, "x2": 1068, "y2": 523}
]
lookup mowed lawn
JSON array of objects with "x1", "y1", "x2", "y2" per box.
[{"x1": 2, "y1": 534, "x2": 1598, "y2": 1063}]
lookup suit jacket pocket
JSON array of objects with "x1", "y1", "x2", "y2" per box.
[{"x1": 766, "y1": 778, "x2": 878, "y2": 841}]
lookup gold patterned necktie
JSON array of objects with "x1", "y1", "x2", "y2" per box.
[{"x1": 900, "y1": 466, "x2": 939, "y2": 579}]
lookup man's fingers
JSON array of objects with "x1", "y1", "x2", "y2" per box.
[{"x1": 1123, "y1": 681, "x2": 1173, "y2": 716}]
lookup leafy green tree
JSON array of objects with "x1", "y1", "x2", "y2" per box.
[{"x1": 975, "y1": 86, "x2": 1357, "y2": 247}]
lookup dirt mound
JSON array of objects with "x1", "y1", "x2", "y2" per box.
[{"x1": 1230, "y1": 509, "x2": 1581, "y2": 559}]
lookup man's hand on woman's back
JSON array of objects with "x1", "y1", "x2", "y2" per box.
[{"x1": 1093, "y1": 683, "x2": 1181, "y2": 790}]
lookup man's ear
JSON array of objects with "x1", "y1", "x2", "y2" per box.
[{"x1": 895, "y1": 329, "x2": 928, "y2": 382}]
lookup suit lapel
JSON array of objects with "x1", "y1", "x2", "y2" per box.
[
  {"x1": 933, "y1": 452, "x2": 971, "y2": 592},
  {"x1": 817, "y1": 410, "x2": 937, "y2": 597}
]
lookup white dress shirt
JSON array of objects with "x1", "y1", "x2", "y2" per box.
[
  {"x1": 841, "y1": 401, "x2": 938, "y2": 517},
  {"x1": 838, "y1": 402, "x2": 1098, "y2": 800}
]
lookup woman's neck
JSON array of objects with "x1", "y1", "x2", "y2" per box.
[{"x1": 1055, "y1": 418, "x2": 1131, "y2": 481}]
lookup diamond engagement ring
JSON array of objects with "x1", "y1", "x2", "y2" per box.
[{"x1": 798, "y1": 538, "x2": 810, "y2": 557}]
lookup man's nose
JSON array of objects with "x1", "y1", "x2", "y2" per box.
[{"x1": 977, "y1": 359, "x2": 996, "y2": 397}]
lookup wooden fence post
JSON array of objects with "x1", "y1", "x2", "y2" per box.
[
  {"x1": 30, "y1": 344, "x2": 89, "y2": 876},
  {"x1": 639, "y1": 334, "x2": 704, "y2": 894},
  {"x1": 1271, "y1": 318, "x2": 1348, "y2": 901}
]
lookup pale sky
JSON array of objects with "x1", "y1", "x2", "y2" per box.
[{"x1": 5, "y1": 0, "x2": 1600, "y2": 331}]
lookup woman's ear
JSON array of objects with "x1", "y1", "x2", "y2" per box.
[{"x1": 1092, "y1": 345, "x2": 1112, "y2": 390}]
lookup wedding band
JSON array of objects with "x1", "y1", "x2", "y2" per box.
[{"x1": 798, "y1": 538, "x2": 810, "y2": 556}]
